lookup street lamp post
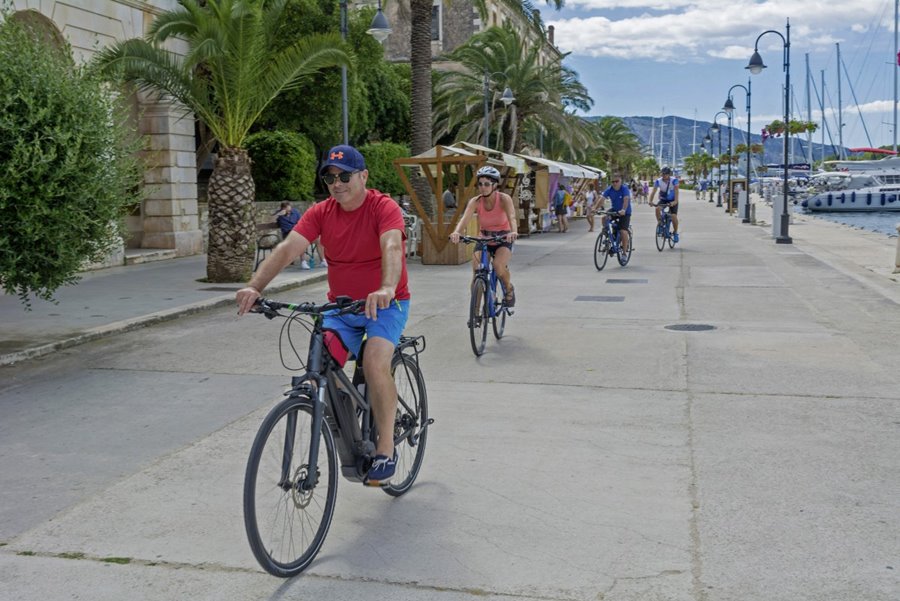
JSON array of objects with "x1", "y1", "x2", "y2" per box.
[
  {"x1": 748, "y1": 19, "x2": 792, "y2": 244},
  {"x1": 340, "y1": 0, "x2": 349, "y2": 144},
  {"x1": 483, "y1": 69, "x2": 515, "y2": 148},
  {"x1": 711, "y1": 111, "x2": 727, "y2": 206},
  {"x1": 340, "y1": 0, "x2": 392, "y2": 145},
  {"x1": 723, "y1": 81, "x2": 751, "y2": 218}
]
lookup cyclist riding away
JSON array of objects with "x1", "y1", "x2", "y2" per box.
[
  {"x1": 235, "y1": 144, "x2": 409, "y2": 485},
  {"x1": 649, "y1": 166, "x2": 680, "y2": 243},
  {"x1": 449, "y1": 165, "x2": 518, "y2": 307},
  {"x1": 600, "y1": 174, "x2": 632, "y2": 251}
]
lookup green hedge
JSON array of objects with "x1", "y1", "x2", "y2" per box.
[
  {"x1": 358, "y1": 142, "x2": 409, "y2": 197},
  {"x1": 246, "y1": 130, "x2": 317, "y2": 203},
  {"x1": 0, "y1": 17, "x2": 142, "y2": 306}
]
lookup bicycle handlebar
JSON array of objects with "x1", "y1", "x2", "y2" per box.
[
  {"x1": 457, "y1": 234, "x2": 509, "y2": 244},
  {"x1": 251, "y1": 296, "x2": 366, "y2": 320}
]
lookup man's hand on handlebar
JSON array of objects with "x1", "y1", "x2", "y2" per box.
[
  {"x1": 449, "y1": 231, "x2": 461, "y2": 244},
  {"x1": 505, "y1": 232, "x2": 518, "y2": 243},
  {"x1": 236, "y1": 287, "x2": 262, "y2": 315}
]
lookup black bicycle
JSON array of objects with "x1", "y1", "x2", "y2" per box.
[
  {"x1": 655, "y1": 204, "x2": 676, "y2": 251},
  {"x1": 459, "y1": 235, "x2": 513, "y2": 356},
  {"x1": 593, "y1": 210, "x2": 633, "y2": 270},
  {"x1": 243, "y1": 296, "x2": 431, "y2": 577}
]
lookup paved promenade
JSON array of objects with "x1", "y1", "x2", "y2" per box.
[{"x1": 1, "y1": 198, "x2": 898, "y2": 600}]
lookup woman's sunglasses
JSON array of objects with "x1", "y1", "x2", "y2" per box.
[{"x1": 322, "y1": 170, "x2": 358, "y2": 185}]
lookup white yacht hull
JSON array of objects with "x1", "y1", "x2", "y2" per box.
[{"x1": 803, "y1": 190, "x2": 900, "y2": 211}]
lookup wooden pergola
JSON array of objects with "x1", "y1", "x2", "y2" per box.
[{"x1": 393, "y1": 146, "x2": 490, "y2": 262}]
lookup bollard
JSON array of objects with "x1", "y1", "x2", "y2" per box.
[{"x1": 894, "y1": 223, "x2": 900, "y2": 274}]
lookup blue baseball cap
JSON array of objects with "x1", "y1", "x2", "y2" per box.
[{"x1": 320, "y1": 145, "x2": 366, "y2": 175}]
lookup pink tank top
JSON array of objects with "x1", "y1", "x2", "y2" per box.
[{"x1": 477, "y1": 192, "x2": 510, "y2": 232}]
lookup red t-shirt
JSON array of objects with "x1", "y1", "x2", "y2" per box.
[{"x1": 294, "y1": 189, "x2": 409, "y2": 302}]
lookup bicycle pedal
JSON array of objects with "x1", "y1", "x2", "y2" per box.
[{"x1": 363, "y1": 478, "x2": 390, "y2": 488}]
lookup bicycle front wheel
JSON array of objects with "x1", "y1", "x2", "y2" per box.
[
  {"x1": 618, "y1": 228, "x2": 633, "y2": 266},
  {"x1": 244, "y1": 396, "x2": 337, "y2": 577},
  {"x1": 468, "y1": 278, "x2": 488, "y2": 356},
  {"x1": 383, "y1": 353, "x2": 429, "y2": 497},
  {"x1": 491, "y1": 277, "x2": 506, "y2": 339},
  {"x1": 593, "y1": 230, "x2": 610, "y2": 271},
  {"x1": 655, "y1": 220, "x2": 665, "y2": 251}
]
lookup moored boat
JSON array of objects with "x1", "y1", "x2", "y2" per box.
[{"x1": 801, "y1": 171, "x2": 900, "y2": 212}]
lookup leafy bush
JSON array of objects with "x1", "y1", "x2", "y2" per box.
[
  {"x1": 358, "y1": 142, "x2": 409, "y2": 197},
  {"x1": 246, "y1": 130, "x2": 317, "y2": 203},
  {"x1": 0, "y1": 17, "x2": 142, "y2": 306}
]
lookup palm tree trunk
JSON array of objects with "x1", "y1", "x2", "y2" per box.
[
  {"x1": 206, "y1": 147, "x2": 256, "y2": 282},
  {"x1": 410, "y1": 0, "x2": 435, "y2": 218}
]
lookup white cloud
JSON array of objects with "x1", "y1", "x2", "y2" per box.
[{"x1": 549, "y1": 0, "x2": 887, "y2": 63}]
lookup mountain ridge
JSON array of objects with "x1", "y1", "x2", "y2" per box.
[{"x1": 586, "y1": 115, "x2": 842, "y2": 167}]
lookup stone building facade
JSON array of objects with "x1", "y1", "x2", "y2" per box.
[
  {"x1": 379, "y1": 0, "x2": 561, "y2": 68},
  {"x1": 10, "y1": 0, "x2": 203, "y2": 262}
]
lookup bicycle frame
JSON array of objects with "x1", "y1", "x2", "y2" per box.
[
  {"x1": 474, "y1": 243, "x2": 502, "y2": 320},
  {"x1": 660, "y1": 207, "x2": 672, "y2": 238}
]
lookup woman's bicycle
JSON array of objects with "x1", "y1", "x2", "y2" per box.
[
  {"x1": 593, "y1": 210, "x2": 633, "y2": 271},
  {"x1": 655, "y1": 205, "x2": 676, "y2": 251},
  {"x1": 243, "y1": 296, "x2": 431, "y2": 577},
  {"x1": 459, "y1": 235, "x2": 513, "y2": 356}
]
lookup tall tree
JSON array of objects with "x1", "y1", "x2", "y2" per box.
[
  {"x1": 95, "y1": 0, "x2": 349, "y2": 282},
  {"x1": 433, "y1": 25, "x2": 592, "y2": 155}
]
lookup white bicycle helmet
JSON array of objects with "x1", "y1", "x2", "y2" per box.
[{"x1": 476, "y1": 166, "x2": 501, "y2": 182}]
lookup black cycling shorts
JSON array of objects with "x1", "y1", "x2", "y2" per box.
[
  {"x1": 659, "y1": 201, "x2": 678, "y2": 215},
  {"x1": 608, "y1": 214, "x2": 631, "y2": 230}
]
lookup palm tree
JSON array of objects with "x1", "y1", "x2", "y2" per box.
[
  {"x1": 433, "y1": 26, "x2": 592, "y2": 155},
  {"x1": 95, "y1": 0, "x2": 349, "y2": 282},
  {"x1": 587, "y1": 116, "x2": 643, "y2": 176}
]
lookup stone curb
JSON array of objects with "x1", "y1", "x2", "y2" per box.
[{"x1": 0, "y1": 273, "x2": 328, "y2": 367}]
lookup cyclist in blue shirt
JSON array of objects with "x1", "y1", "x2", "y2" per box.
[
  {"x1": 599, "y1": 174, "x2": 632, "y2": 252},
  {"x1": 649, "y1": 166, "x2": 680, "y2": 243}
]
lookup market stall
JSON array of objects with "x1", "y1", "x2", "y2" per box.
[{"x1": 514, "y1": 155, "x2": 606, "y2": 233}]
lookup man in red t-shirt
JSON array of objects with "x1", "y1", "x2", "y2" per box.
[{"x1": 236, "y1": 145, "x2": 409, "y2": 485}]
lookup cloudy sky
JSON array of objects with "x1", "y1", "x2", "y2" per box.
[{"x1": 547, "y1": 0, "x2": 898, "y2": 152}]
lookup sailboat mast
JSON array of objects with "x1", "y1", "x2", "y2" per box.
[
  {"x1": 894, "y1": 0, "x2": 898, "y2": 152},
  {"x1": 806, "y1": 53, "x2": 813, "y2": 166},
  {"x1": 671, "y1": 115, "x2": 676, "y2": 167},
  {"x1": 837, "y1": 43, "x2": 843, "y2": 158}
]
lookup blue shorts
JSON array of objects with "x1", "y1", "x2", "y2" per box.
[{"x1": 323, "y1": 300, "x2": 410, "y2": 358}]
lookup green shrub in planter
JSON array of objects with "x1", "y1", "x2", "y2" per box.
[{"x1": 246, "y1": 130, "x2": 316, "y2": 204}]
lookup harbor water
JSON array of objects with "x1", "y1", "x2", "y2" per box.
[{"x1": 793, "y1": 205, "x2": 900, "y2": 237}]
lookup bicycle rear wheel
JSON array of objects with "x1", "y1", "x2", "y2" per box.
[
  {"x1": 383, "y1": 353, "x2": 429, "y2": 497},
  {"x1": 468, "y1": 278, "x2": 488, "y2": 356},
  {"x1": 617, "y1": 228, "x2": 633, "y2": 266},
  {"x1": 244, "y1": 396, "x2": 337, "y2": 577},
  {"x1": 491, "y1": 277, "x2": 506, "y2": 339},
  {"x1": 667, "y1": 222, "x2": 675, "y2": 248},
  {"x1": 593, "y1": 230, "x2": 610, "y2": 270}
]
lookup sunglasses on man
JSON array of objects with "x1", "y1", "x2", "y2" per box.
[{"x1": 322, "y1": 170, "x2": 358, "y2": 185}]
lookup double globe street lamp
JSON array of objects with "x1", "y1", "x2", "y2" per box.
[
  {"x1": 748, "y1": 18, "x2": 791, "y2": 243},
  {"x1": 339, "y1": 0, "x2": 392, "y2": 144},
  {"x1": 723, "y1": 80, "x2": 751, "y2": 220},
  {"x1": 483, "y1": 70, "x2": 515, "y2": 148},
  {"x1": 703, "y1": 111, "x2": 728, "y2": 206}
]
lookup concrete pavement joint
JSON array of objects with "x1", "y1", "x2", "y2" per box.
[{"x1": 1, "y1": 548, "x2": 583, "y2": 599}]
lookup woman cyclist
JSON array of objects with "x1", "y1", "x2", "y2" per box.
[{"x1": 449, "y1": 166, "x2": 518, "y2": 307}]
